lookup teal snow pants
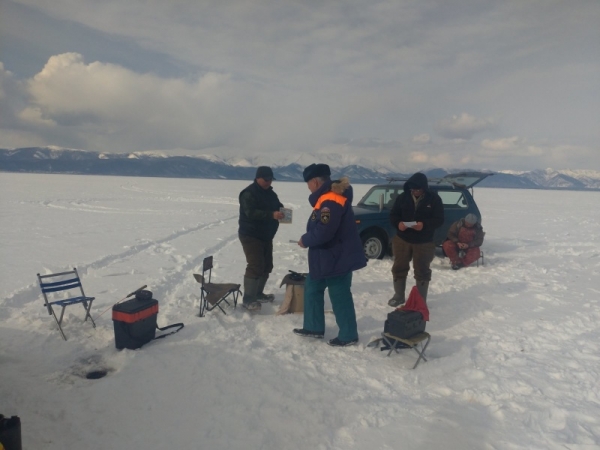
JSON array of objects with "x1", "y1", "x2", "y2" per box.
[{"x1": 303, "y1": 272, "x2": 358, "y2": 342}]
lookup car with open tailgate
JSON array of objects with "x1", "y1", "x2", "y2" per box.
[{"x1": 353, "y1": 172, "x2": 492, "y2": 259}]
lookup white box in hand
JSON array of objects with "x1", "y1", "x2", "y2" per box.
[{"x1": 279, "y1": 207, "x2": 292, "y2": 224}]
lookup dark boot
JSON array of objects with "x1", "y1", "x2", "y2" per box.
[
  {"x1": 388, "y1": 278, "x2": 406, "y2": 307},
  {"x1": 256, "y1": 276, "x2": 274, "y2": 303},
  {"x1": 416, "y1": 280, "x2": 429, "y2": 303},
  {"x1": 243, "y1": 276, "x2": 261, "y2": 311}
]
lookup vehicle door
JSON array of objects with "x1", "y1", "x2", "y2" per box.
[{"x1": 433, "y1": 172, "x2": 493, "y2": 189}]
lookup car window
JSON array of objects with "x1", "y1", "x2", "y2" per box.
[
  {"x1": 358, "y1": 187, "x2": 400, "y2": 207},
  {"x1": 438, "y1": 190, "x2": 468, "y2": 208}
]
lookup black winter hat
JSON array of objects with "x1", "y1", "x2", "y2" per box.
[
  {"x1": 302, "y1": 163, "x2": 331, "y2": 182},
  {"x1": 255, "y1": 166, "x2": 275, "y2": 180}
]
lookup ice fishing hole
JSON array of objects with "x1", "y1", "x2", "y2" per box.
[{"x1": 86, "y1": 369, "x2": 108, "y2": 380}]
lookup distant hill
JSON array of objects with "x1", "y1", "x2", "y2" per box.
[{"x1": 1, "y1": 147, "x2": 600, "y2": 190}]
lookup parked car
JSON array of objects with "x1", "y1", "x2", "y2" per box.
[{"x1": 353, "y1": 172, "x2": 492, "y2": 259}]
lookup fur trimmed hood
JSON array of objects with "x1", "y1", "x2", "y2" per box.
[{"x1": 331, "y1": 177, "x2": 351, "y2": 195}]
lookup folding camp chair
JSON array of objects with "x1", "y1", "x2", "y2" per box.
[
  {"x1": 440, "y1": 245, "x2": 484, "y2": 267},
  {"x1": 193, "y1": 256, "x2": 241, "y2": 317},
  {"x1": 368, "y1": 331, "x2": 431, "y2": 369},
  {"x1": 37, "y1": 268, "x2": 96, "y2": 340},
  {"x1": 381, "y1": 332, "x2": 431, "y2": 369}
]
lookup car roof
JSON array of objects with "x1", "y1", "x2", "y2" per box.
[{"x1": 385, "y1": 171, "x2": 493, "y2": 189}]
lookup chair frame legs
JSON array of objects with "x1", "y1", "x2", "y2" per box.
[
  {"x1": 50, "y1": 300, "x2": 96, "y2": 341},
  {"x1": 476, "y1": 250, "x2": 484, "y2": 267},
  {"x1": 50, "y1": 307, "x2": 68, "y2": 341},
  {"x1": 195, "y1": 257, "x2": 242, "y2": 318},
  {"x1": 380, "y1": 332, "x2": 431, "y2": 369},
  {"x1": 199, "y1": 290, "x2": 240, "y2": 317}
]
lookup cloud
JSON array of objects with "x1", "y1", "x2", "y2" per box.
[
  {"x1": 0, "y1": 63, "x2": 27, "y2": 126},
  {"x1": 480, "y1": 137, "x2": 545, "y2": 157},
  {"x1": 407, "y1": 150, "x2": 455, "y2": 169},
  {"x1": 11, "y1": 53, "x2": 270, "y2": 151},
  {"x1": 435, "y1": 113, "x2": 496, "y2": 140},
  {"x1": 478, "y1": 138, "x2": 594, "y2": 168},
  {"x1": 2, "y1": 2, "x2": 599, "y2": 170},
  {"x1": 412, "y1": 134, "x2": 431, "y2": 144},
  {"x1": 27, "y1": 53, "x2": 233, "y2": 123},
  {"x1": 6, "y1": 52, "x2": 402, "y2": 154},
  {"x1": 4, "y1": 53, "x2": 377, "y2": 153},
  {"x1": 481, "y1": 137, "x2": 522, "y2": 153}
]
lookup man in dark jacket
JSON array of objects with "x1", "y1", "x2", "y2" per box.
[
  {"x1": 293, "y1": 163, "x2": 367, "y2": 347},
  {"x1": 442, "y1": 213, "x2": 485, "y2": 270},
  {"x1": 388, "y1": 172, "x2": 444, "y2": 306},
  {"x1": 238, "y1": 166, "x2": 285, "y2": 312}
]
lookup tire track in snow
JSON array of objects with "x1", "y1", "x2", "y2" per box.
[
  {"x1": 42, "y1": 200, "x2": 165, "y2": 215},
  {"x1": 141, "y1": 231, "x2": 243, "y2": 316},
  {"x1": 120, "y1": 184, "x2": 239, "y2": 206},
  {"x1": 0, "y1": 215, "x2": 238, "y2": 315},
  {"x1": 82, "y1": 214, "x2": 238, "y2": 274}
]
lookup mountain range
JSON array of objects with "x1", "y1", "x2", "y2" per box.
[{"x1": 2, "y1": 146, "x2": 600, "y2": 190}]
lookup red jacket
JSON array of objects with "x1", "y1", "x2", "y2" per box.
[{"x1": 446, "y1": 219, "x2": 485, "y2": 248}]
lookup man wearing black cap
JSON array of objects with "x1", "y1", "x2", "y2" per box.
[
  {"x1": 442, "y1": 213, "x2": 485, "y2": 270},
  {"x1": 388, "y1": 172, "x2": 444, "y2": 306},
  {"x1": 238, "y1": 166, "x2": 285, "y2": 312},
  {"x1": 293, "y1": 163, "x2": 366, "y2": 347}
]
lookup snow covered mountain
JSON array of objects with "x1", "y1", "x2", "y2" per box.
[
  {"x1": 1, "y1": 147, "x2": 600, "y2": 190},
  {"x1": 220, "y1": 152, "x2": 408, "y2": 174}
]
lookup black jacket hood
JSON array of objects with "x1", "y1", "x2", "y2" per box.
[{"x1": 403, "y1": 172, "x2": 429, "y2": 193}]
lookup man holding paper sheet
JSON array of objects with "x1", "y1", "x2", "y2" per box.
[{"x1": 388, "y1": 172, "x2": 444, "y2": 306}]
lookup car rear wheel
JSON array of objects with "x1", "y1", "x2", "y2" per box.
[{"x1": 362, "y1": 231, "x2": 386, "y2": 260}]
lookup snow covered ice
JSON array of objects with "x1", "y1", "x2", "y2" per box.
[{"x1": 1, "y1": 172, "x2": 600, "y2": 449}]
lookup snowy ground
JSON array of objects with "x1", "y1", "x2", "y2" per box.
[{"x1": 1, "y1": 172, "x2": 599, "y2": 450}]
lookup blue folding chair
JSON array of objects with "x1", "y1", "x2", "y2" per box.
[{"x1": 37, "y1": 268, "x2": 96, "y2": 340}]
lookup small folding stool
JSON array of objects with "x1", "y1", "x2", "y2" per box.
[
  {"x1": 379, "y1": 331, "x2": 431, "y2": 369},
  {"x1": 193, "y1": 256, "x2": 241, "y2": 317}
]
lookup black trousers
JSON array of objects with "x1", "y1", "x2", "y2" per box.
[{"x1": 239, "y1": 234, "x2": 274, "y2": 279}]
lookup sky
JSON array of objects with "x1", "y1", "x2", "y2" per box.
[
  {"x1": 1, "y1": 173, "x2": 600, "y2": 448},
  {"x1": 0, "y1": 0, "x2": 599, "y2": 172}
]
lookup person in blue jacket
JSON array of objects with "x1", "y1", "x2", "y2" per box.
[{"x1": 293, "y1": 163, "x2": 367, "y2": 347}]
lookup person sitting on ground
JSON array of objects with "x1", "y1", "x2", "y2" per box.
[{"x1": 442, "y1": 213, "x2": 485, "y2": 270}]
